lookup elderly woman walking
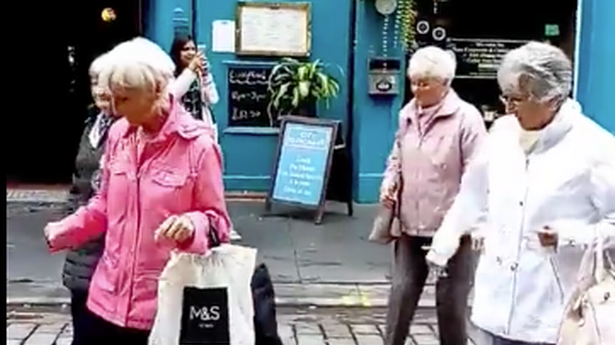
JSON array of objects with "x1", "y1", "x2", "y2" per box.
[
  {"x1": 381, "y1": 46, "x2": 487, "y2": 345},
  {"x1": 427, "y1": 42, "x2": 615, "y2": 345},
  {"x1": 62, "y1": 52, "x2": 120, "y2": 345},
  {"x1": 44, "y1": 37, "x2": 231, "y2": 344}
]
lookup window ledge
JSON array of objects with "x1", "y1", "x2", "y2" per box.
[{"x1": 223, "y1": 127, "x2": 280, "y2": 135}]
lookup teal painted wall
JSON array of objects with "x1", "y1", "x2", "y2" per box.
[
  {"x1": 351, "y1": 1, "x2": 405, "y2": 203},
  {"x1": 196, "y1": 0, "x2": 354, "y2": 192},
  {"x1": 144, "y1": 0, "x2": 403, "y2": 203},
  {"x1": 575, "y1": 0, "x2": 615, "y2": 134}
]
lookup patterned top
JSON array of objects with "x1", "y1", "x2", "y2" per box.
[{"x1": 181, "y1": 79, "x2": 203, "y2": 120}]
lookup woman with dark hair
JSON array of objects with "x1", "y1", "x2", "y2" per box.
[{"x1": 169, "y1": 33, "x2": 218, "y2": 127}]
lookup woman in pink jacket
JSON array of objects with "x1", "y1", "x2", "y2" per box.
[
  {"x1": 44, "y1": 38, "x2": 231, "y2": 344},
  {"x1": 380, "y1": 46, "x2": 487, "y2": 345}
]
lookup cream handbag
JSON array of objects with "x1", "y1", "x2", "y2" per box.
[{"x1": 557, "y1": 237, "x2": 615, "y2": 345}]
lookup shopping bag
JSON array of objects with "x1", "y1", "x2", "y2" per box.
[
  {"x1": 557, "y1": 237, "x2": 615, "y2": 345},
  {"x1": 149, "y1": 244, "x2": 257, "y2": 345}
]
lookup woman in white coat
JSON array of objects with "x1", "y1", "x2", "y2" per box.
[{"x1": 426, "y1": 41, "x2": 615, "y2": 345}]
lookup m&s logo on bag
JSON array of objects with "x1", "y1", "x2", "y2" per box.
[
  {"x1": 180, "y1": 287, "x2": 230, "y2": 344},
  {"x1": 189, "y1": 305, "x2": 221, "y2": 323}
]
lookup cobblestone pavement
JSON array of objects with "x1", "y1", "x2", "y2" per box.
[{"x1": 7, "y1": 306, "x2": 476, "y2": 345}]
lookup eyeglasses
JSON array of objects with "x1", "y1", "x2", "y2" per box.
[{"x1": 499, "y1": 94, "x2": 530, "y2": 112}]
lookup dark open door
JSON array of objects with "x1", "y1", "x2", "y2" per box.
[{"x1": 7, "y1": 0, "x2": 141, "y2": 184}]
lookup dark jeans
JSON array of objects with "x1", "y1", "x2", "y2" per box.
[
  {"x1": 384, "y1": 235, "x2": 475, "y2": 345},
  {"x1": 69, "y1": 291, "x2": 149, "y2": 345}
]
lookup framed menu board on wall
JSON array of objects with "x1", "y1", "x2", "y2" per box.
[{"x1": 235, "y1": 2, "x2": 311, "y2": 57}]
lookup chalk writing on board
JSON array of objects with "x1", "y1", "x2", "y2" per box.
[
  {"x1": 227, "y1": 66, "x2": 273, "y2": 127},
  {"x1": 449, "y1": 38, "x2": 527, "y2": 79},
  {"x1": 272, "y1": 123, "x2": 334, "y2": 206}
]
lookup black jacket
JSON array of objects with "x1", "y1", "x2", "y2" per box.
[{"x1": 61, "y1": 106, "x2": 113, "y2": 292}]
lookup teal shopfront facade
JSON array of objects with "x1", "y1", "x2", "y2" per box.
[{"x1": 142, "y1": 0, "x2": 614, "y2": 204}]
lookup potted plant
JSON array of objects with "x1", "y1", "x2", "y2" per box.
[{"x1": 267, "y1": 58, "x2": 341, "y2": 122}]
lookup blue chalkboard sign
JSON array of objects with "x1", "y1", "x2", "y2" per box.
[{"x1": 266, "y1": 116, "x2": 339, "y2": 223}]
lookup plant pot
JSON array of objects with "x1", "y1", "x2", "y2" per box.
[{"x1": 297, "y1": 101, "x2": 317, "y2": 117}]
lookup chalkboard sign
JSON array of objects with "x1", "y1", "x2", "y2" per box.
[
  {"x1": 448, "y1": 38, "x2": 527, "y2": 79},
  {"x1": 266, "y1": 116, "x2": 339, "y2": 224},
  {"x1": 227, "y1": 66, "x2": 274, "y2": 127}
]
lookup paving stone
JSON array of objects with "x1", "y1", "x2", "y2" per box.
[
  {"x1": 23, "y1": 332, "x2": 59, "y2": 345},
  {"x1": 409, "y1": 325, "x2": 433, "y2": 335},
  {"x1": 326, "y1": 338, "x2": 356, "y2": 345},
  {"x1": 354, "y1": 334, "x2": 383, "y2": 345},
  {"x1": 295, "y1": 322, "x2": 322, "y2": 335},
  {"x1": 321, "y1": 322, "x2": 352, "y2": 338},
  {"x1": 350, "y1": 324, "x2": 379, "y2": 335},
  {"x1": 411, "y1": 334, "x2": 439, "y2": 345},
  {"x1": 7, "y1": 323, "x2": 37, "y2": 340},
  {"x1": 279, "y1": 323, "x2": 296, "y2": 345},
  {"x1": 296, "y1": 334, "x2": 327, "y2": 345}
]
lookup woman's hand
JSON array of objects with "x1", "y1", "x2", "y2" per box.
[
  {"x1": 188, "y1": 52, "x2": 205, "y2": 74},
  {"x1": 202, "y1": 54, "x2": 210, "y2": 76},
  {"x1": 537, "y1": 226, "x2": 559, "y2": 247},
  {"x1": 155, "y1": 215, "x2": 195, "y2": 244},
  {"x1": 43, "y1": 221, "x2": 63, "y2": 249},
  {"x1": 379, "y1": 182, "x2": 397, "y2": 209}
]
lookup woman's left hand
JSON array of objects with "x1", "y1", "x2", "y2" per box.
[{"x1": 155, "y1": 215, "x2": 195, "y2": 243}]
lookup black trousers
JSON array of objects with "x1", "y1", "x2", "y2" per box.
[
  {"x1": 69, "y1": 290, "x2": 149, "y2": 345},
  {"x1": 70, "y1": 289, "x2": 89, "y2": 345}
]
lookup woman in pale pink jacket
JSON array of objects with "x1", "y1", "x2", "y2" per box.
[
  {"x1": 380, "y1": 46, "x2": 487, "y2": 345},
  {"x1": 44, "y1": 38, "x2": 231, "y2": 344}
]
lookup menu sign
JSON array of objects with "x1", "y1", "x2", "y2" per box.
[
  {"x1": 448, "y1": 38, "x2": 528, "y2": 79},
  {"x1": 226, "y1": 66, "x2": 274, "y2": 127}
]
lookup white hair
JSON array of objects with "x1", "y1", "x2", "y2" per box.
[
  {"x1": 99, "y1": 37, "x2": 176, "y2": 95},
  {"x1": 408, "y1": 46, "x2": 457, "y2": 85},
  {"x1": 497, "y1": 41, "x2": 572, "y2": 105},
  {"x1": 89, "y1": 53, "x2": 114, "y2": 79}
]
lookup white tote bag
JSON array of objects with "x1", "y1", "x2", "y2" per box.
[
  {"x1": 149, "y1": 244, "x2": 257, "y2": 345},
  {"x1": 557, "y1": 237, "x2": 615, "y2": 345}
]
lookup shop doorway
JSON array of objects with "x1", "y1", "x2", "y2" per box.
[
  {"x1": 6, "y1": 0, "x2": 141, "y2": 184},
  {"x1": 404, "y1": 0, "x2": 578, "y2": 119}
]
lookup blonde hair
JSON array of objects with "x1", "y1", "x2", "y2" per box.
[
  {"x1": 408, "y1": 46, "x2": 457, "y2": 85},
  {"x1": 99, "y1": 37, "x2": 175, "y2": 95}
]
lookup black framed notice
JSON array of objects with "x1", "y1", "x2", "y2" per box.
[
  {"x1": 227, "y1": 65, "x2": 275, "y2": 127},
  {"x1": 448, "y1": 38, "x2": 528, "y2": 79},
  {"x1": 265, "y1": 116, "x2": 339, "y2": 224}
]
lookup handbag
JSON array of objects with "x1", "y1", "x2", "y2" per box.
[
  {"x1": 210, "y1": 228, "x2": 284, "y2": 345},
  {"x1": 368, "y1": 175, "x2": 403, "y2": 244},
  {"x1": 557, "y1": 237, "x2": 615, "y2": 345}
]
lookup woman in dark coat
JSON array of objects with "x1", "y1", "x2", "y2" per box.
[{"x1": 61, "y1": 53, "x2": 118, "y2": 345}]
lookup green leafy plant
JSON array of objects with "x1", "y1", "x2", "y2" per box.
[
  {"x1": 395, "y1": 0, "x2": 417, "y2": 51},
  {"x1": 267, "y1": 58, "x2": 341, "y2": 120}
]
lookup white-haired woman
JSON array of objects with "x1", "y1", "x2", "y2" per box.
[
  {"x1": 43, "y1": 37, "x2": 232, "y2": 343},
  {"x1": 427, "y1": 42, "x2": 615, "y2": 345},
  {"x1": 380, "y1": 46, "x2": 487, "y2": 345},
  {"x1": 61, "y1": 52, "x2": 120, "y2": 345}
]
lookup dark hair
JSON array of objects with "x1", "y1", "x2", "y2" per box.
[{"x1": 170, "y1": 33, "x2": 194, "y2": 77}]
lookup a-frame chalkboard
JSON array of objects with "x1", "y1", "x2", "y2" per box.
[{"x1": 265, "y1": 116, "x2": 340, "y2": 224}]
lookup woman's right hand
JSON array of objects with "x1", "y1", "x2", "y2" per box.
[
  {"x1": 379, "y1": 182, "x2": 397, "y2": 208},
  {"x1": 188, "y1": 51, "x2": 205, "y2": 74},
  {"x1": 44, "y1": 221, "x2": 63, "y2": 249}
]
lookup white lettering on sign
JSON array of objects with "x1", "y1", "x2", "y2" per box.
[{"x1": 189, "y1": 306, "x2": 221, "y2": 321}]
